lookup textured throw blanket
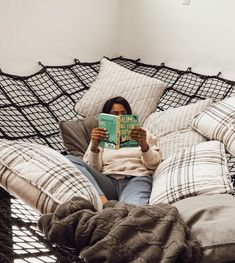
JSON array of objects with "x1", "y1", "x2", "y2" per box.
[{"x1": 38, "y1": 197, "x2": 201, "y2": 263}]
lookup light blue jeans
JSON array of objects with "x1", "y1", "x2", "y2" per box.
[
  {"x1": 66, "y1": 155, "x2": 152, "y2": 206},
  {"x1": 109, "y1": 176, "x2": 152, "y2": 205}
]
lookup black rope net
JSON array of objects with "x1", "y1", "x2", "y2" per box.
[{"x1": 0, "y1": 57, "x2": 235, "y2": 262}]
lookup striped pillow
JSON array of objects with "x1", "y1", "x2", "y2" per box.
[
  {"x1": 158, "y1": 129, "x2": 206, "y2": 160},
  {"x1": 74, "y1": 58, "x2": 167, "y2": 124},
  {"x1": 191, "y1": 96, "x2": 235, "y2": 156},
  {"x1": 0, "y1": 140, "x2": 102, "y2": 214},
  {"x1": 143, "y1": 99, "x2": 213, "y2": 137},
  {"x1": 143, "y1": 99, "x2": 213, "y2": 159},
  {"x1": 149, "y1": 141, "x2": 233, "y2": 205}
]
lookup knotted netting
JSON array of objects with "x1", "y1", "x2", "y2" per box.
[{"x1": 0, "y1": 57, "x2": 235, "y2": 262}]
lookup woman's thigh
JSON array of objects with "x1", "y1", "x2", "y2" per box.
[
  {"x1": 119, "y1": 176, "x2": 152, "y2": 206},
  {"x1": 65, "y1": 155, "x2": 118, "y2": 200}
]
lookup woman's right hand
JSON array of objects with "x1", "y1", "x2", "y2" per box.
[{"x1": 90, "y1": 127, "x2": 107, "y2": 153}]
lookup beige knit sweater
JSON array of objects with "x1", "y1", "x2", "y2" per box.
[{"x1": 83, "y1": 131, "x2": 161, "y2": 178}]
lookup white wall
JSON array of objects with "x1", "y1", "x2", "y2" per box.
[
  {"x1": 120, "y1": 0, "x2": 235, "y2": 79},
  {"x1": 0, "y1": 0, "x2": 121, "y2": 75},
  {"x1": 1, "y1": 0, "x2": 235, "y2": 79}
]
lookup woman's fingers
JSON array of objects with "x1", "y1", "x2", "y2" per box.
[
  {"x1": 91, "y1": 128, "x2": 108, "y2": 152},
  {"x1": 91, "y1": 128, "x2": 108, "y2": 140},
  {"x1": 130, "y1": 127, "x2": 149, "y2": 152},
  {"x1": 130, "y1": 127, "x2": 146, "y2": 140}
]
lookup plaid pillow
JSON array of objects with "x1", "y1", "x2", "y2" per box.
[
  {"x1": 191, "y1": 96, "x2": 235, "y2": 156},
  {"x1": 74, "y1": 58, "x2": 167, "y2": 124},
  {"x1": 0, "y1": 140, "x2": 102, "y2": 214},
  {"x1": 149, "y1": 141, "x2": 233, "y2": 205}
]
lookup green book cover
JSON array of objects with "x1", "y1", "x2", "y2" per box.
[{"x1": 98, "y1": 113, "x2": 139, "y2": 150}]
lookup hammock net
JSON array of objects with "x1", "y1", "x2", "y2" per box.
[{"x1": 0, "y1": 57, "x2": 235, "y2": 262}]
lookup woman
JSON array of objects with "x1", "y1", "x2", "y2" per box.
[{"x1": 81, "y1": 96, "x2": 161, "y2": 205}]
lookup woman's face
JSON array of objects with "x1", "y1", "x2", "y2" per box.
[{"x1": 109, "y1": 103, "x2": 128, "y2": 115}]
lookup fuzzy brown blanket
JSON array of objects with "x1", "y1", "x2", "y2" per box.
[{"x1": 38, "y1": 196, "x2": 201, "y2": 263}]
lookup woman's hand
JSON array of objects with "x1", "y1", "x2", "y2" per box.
[
  {"x1": 99, "y1": 194, "x2": 108, "y2": 205},
  {"x1": 90, "y1": 128, "x2": 107, "y2": 153},
  {"x1": 130, "y1": 127, "x2": 149, "y2": 152}
]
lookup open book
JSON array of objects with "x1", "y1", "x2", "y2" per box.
[{"x1": 98, "y1": 113, "x2": 139, "y2": 150}]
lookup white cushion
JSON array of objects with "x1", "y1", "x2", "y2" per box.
[
  {"x1": 143, "y1": 99, "x2": 213, "y2": 159},
  {"x1": 149, "y1": 141, "x2": 233, "y2": 205},
  {"x1": 0, "y1": 140, "x2": 102, "y2": 214},
  {"x1": 143, "y1": 98, "x2": 213, "y2": 137},
  {"x1": 158, "y1": 129, "x2": 206, "y2": 159},
  {"x1": 191, "y1": 96, "x2": 235, "y2": 156},
  {"x1": 74, "y1": 58, "x2": 167, "y2": 124}
]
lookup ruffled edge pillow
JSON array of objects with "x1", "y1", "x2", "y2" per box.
[
  {"x1": 191, "y1": 96, "x2": 235, "y2": 156},
  {"x1": 74, "y1": 58, "x2": 167, "y2": 124}
]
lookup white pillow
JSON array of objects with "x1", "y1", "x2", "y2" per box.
[
  {"x1": 143, "y1": 98, "x2": 213, "y2": 137},
  {"x1": 149, "y1": 141, "x2": 233, "y2": 205},
  {"x1": 191, "y1": 96, "x2": 235, "y2": 156},
  {"x1": 0, "y1": 140, "x2": 102, "y2": 214},
  {"x1": 74, "y1": 58, "x2": 167, "y2": 124},
  {"x1": 158, "y1": 129, "x2": 206, "y2": 159},
  {"x1": 143, "y1": 99, "x2": 213, "y2": 159}
]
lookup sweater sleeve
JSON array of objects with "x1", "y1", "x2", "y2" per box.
[
  {"x1": 140, "y1": 131, "x2": 162, "y2": 171},
  {"x1": 83, "y1": 142, "x2": 103, "y2": 172}
]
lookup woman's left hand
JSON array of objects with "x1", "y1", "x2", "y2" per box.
[{"x1": 130, "y1": 127, "x2": 149, "y2": 152}]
